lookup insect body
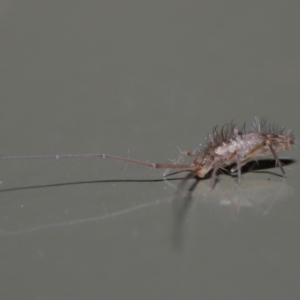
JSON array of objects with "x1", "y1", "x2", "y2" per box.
[
  {"x1": 185, "y1": 117, "x2": 295, "y2": 186},
  {"x1": 0, "y1": 117, "x2": 295, "y2": 188}
]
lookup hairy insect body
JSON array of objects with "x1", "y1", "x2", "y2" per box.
[
  {"x1": 193, "y1": 132, "x2": 264, "y2": 178},
  {"x1": 192, "y1": 119, "x2": 294, "y2": 184},
  {"x1": 0, "y1": 117, "x2": 294, "y2": 189}
]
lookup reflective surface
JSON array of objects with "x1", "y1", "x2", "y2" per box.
[{"x1": 0, "y1": 1, "x2": 299, "y2": 299}]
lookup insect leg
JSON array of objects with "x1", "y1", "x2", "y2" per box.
[
  {"x1": 230, "y1": 157, "x2": 253, "y2": 172},
  {"x1": 267, "y1": 142, "x2": 286, "y2": 177},
  {"x1": 163, "y1": 151, "x2": 198, "y2": 177},
  {"x1": 210, "y1": 164, "x2": 219, "y2": 189},
  {"x1": 228, "y1": 151, "x2": 242, "y2": 184},
  {"x1": 236, "y1": 152, "x2": 242, "y2": 184},
  {"x1": 234, "y1": 140, "x2": 286, "y2": 177},
  {"x1": 249, "y1": 140, "x2": 286, "y2": 177}
]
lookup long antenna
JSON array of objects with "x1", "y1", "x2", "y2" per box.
[{"x1": 0, "y1": 153, "x2": 195, "y2": 173}]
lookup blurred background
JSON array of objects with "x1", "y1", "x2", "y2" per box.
[{"x1": 0, "y1": 1, "x2": 299, "y2": 299}]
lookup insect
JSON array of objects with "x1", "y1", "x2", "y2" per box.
[{"x1": 0, "y1": 117, "x2": 295, "y2": 188}]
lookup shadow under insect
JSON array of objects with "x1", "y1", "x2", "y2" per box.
[
  {"x1": 239, "y1": 158, "x2": 295, "y2": 177},
  {"x1": 170, "y1": 158, "x2": 295, "y2": 248}
]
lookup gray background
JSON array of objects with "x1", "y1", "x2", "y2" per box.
[{"x1": 0, "y1": 1, "x2": 299, "y2": 299}]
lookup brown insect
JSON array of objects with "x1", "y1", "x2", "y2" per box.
[{"x1": 0, "y1": 117, "x2": 295, "y2": 188}]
